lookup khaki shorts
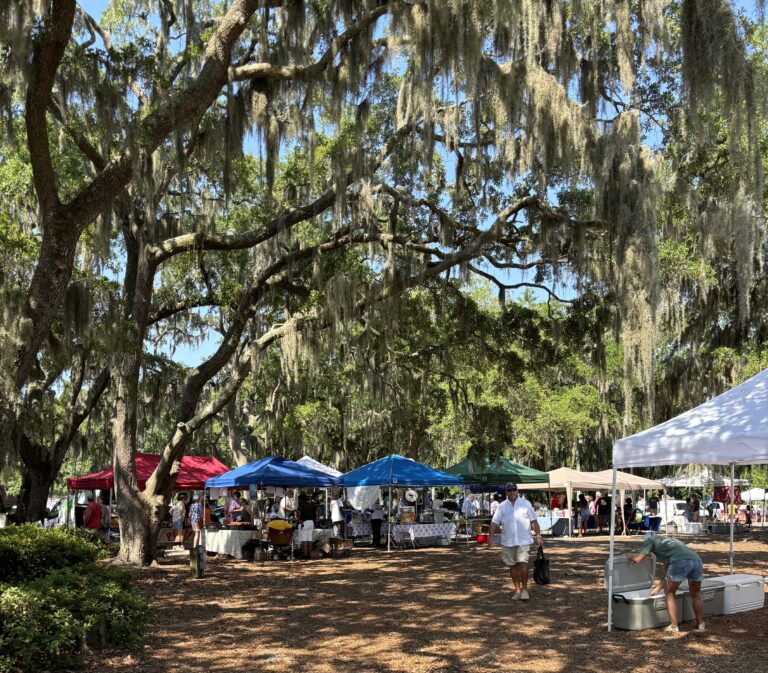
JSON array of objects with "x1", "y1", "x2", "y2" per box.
[{"x1": 501, "y1": 545, "x2": 530, "y2": 565}]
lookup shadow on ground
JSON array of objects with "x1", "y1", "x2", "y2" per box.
[{"x1": 81, "y1": 532, "x2": 768, "y2": 673}]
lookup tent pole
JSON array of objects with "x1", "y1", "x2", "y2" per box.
[
  {"x1": 387, "y1": 486, "x2": 392, "y2": 552},
  {"x1": 607, "y1": 466, "x2": 618, "y2": 632},
  {"x1": 546, "y1": 477, "x2": 552, "y2": 538},
  {"x1": 567, "y1": 482, "x2": 572, "y2": 537},
  {"x1": 729, "y1": 464, "x2": 735, "y2": 574}
]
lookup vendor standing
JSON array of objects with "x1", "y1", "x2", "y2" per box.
[
  {"x1": 296, "y1": 493, "x2": 316, "y2": 558},
  {"x1": 278, "y1": 489, "x2": 296, "y2": 520},
  {"x1": 625, "y1": 532, "x2": 705, "y2": 632},
  {"x1": 226, "y1": 491, "x2": 245, "y2": 523}
]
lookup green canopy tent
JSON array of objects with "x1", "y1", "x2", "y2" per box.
[
  {"x1": 445, "y1": 456, "x2": 549, "y2": 485},
  {"x1": 445, "y1": 456, "x2": 550, "y2": 540}
]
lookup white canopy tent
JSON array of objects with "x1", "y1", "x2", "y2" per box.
[
  {"x1": 296, "y1": 456, "x2": 379, "y2": 512},
  {"x1": 607, "y1": 367, "x2": 768, "y2": 631},
  {"x1": 741, "y1": 487, "x2": 766, "y2": 501},
  {"x1": 518, "y1": 467, "x2": 664, "y2": 535}
]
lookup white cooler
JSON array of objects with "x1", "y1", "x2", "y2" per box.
[
  {"x1": 605, "y1": 555, "x2": 688, "y2": 630},
  {"x1": 680, "y1": 578, "x2": 725, "y2": 621},
  {"x1": 709, "y1": 574, "x2": 765, "y2": 614}
]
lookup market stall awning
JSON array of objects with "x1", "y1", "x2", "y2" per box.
[
  {"x1": 444, "y1": 455, "x2": 549, "y2": 484},
  {"x1": 613, "y1": 367, "x2": 768, "y2": 468},
  {"x1": 341, "y1": 454, "x2": 464, "y2": 487},
  {"x1": 67, "y1": 454, "x2": 230, "y2": 491},
  {"x1": 516, "y1": 467, "x2": 663, "y2": 492},
  {"x1": 205, "y1": 455, "x2": 342, "y2": 488}
]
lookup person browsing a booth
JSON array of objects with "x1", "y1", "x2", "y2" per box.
[{"x1": 488, "y1": 482, "x2": 543, "y2": 602}]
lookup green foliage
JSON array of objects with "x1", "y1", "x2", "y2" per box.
[
  {"x1": 0, "y1": 525, "x2": 106, "y2": 584},
  {"x1": 0, "y1": 564, "x2": 149, "y2": 673},
  {"x1": 0, "y1": 527, "x2": 148, "y2": 673},
  {"x1": 746, "y1": 466, "x2": 768, "y2": 489}
]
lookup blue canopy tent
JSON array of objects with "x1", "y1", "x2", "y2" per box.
[
  {"x1": 205, "y1": 455, "x2": 343, "y2": 489},
  {"x1": 341, "y1": 454, "x2": 464, "y2": 551}
]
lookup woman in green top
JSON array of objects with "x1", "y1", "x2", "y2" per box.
[{"x1": 626, "y1": 532, "x2": 705, "y2": 633}]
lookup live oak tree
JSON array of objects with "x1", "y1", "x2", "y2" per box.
[{"x1": 0, "y1": 1, "x2": 763, "y2": 561}]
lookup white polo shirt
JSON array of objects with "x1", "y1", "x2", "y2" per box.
[{"x1": 492, "y1": 496, "x2": 536, "y2": 547}]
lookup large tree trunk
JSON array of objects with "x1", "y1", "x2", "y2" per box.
[
  {"x1": 15, "y1": 442, "x2": 58, "y2": 524},
  {"x1": 226, "y1": 397, "x2": 250, "y2": 466}
]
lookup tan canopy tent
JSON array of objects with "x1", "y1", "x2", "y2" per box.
[{"x1": 518, "y1": 467, "x2": 665, "y2": 535}]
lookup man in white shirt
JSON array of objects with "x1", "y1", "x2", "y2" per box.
[
  {"x1": 278, "y1": 489, "x2": 295, "y2": 519},
  {"x1": 330, "y1": 493, "x2": 345, "y2": 537},
  {"x1": 488, "y1": 482, "x2": 543, "y2": 602}
]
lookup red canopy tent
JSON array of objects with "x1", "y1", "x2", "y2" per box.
[{"x1": 67, "y1": 454, "x2": 230, "y2": 491}]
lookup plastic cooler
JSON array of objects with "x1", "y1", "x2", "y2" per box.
[
  {"x1": 680, "y1": 578, "x2": 725, "y2": 621},
  {"x1": 605, "y1": 555, "x2": 688, "y2": 630},
  {"x1": 708, "y1": 574, "x2": 765, "y2": 614}
]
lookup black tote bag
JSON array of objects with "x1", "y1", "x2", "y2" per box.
[{"x1": 533, "y1": 544, "x2": 550, "y2": 585}]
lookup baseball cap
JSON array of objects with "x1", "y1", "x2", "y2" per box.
[
  {"x1": 504, "y1": 482, "x2": 518, "y2": 491},
  {"x1": 643, "y1": 532, "x2": 655, "y2": 541}
]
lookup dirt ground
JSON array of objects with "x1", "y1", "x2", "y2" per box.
[{"x1": 82, "y1": 533, "x2": 768, "y2": 673}]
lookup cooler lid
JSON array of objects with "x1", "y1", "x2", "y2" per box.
[{"x1": 604, "y1": 554, "x2": 656, "y2": 593}]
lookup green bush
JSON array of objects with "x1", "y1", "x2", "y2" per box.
[
  {"x1": 0, "y1": 564, "x2": 149, "y2": 673},
  {"x1": 0, "y1": 525, "x2": 106, "y2": 583},
  {"x1": 0, "y1": 528, "x2": 149, "y2": 672}
]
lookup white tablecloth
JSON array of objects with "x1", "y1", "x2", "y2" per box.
[
  {"x1": 386, "y1": 523, "x2": 456, "y2": 543},
  {"x1": 204, "y1": 529, "x2": 260, "y2": 559},
  {"x1": 287, "y1": 528, "x2": 335, "y2": 547},
  {"x1": 347, "y1": 522, "x2": 371, "y2": 537}
]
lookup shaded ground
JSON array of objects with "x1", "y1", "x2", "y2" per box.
[{"x1": 82, "y1": 533, "x2": 768, "y2": 673}]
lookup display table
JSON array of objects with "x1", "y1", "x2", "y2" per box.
[
  {"x1": 386, "y1": 522, "x2": 456, "y2": 545},
  {"x1": 205, "y1": 529, "x2": 260, "y2": 559}
]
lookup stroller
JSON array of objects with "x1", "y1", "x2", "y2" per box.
[{"x1": 267, "y1": 526, "x2": 294, "y2": 561}]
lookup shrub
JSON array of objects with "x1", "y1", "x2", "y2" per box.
[
  {"x1": 0, "y1": 564, "x2": 149, "y2": 673},
  {"x1": 0, "y1": 525, "x2": 106, "y2": 583}
]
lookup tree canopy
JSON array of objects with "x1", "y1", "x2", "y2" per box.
[{"x1": 0, "y1": 0, "x2": 765, "y2": 562}]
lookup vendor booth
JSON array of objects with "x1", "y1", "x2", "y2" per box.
[
  {"x1": 341, "y1": 454, "x2": 463, "y2": 551},
  {"x1": 66, "y1": 453, "x2": 230, "y2": 491},
  {"x1": 204, "y1": 455, "x2": 342, "y2": 560},
  {"x1": 517, "y1": 467, "x2": 664, "y2": 536},
  {"x1": 607, "y1": 367, "x2": 768, "y2": 631},
  {"x1": 66, "y1": 453, "x2": 230, "y2": 543}
]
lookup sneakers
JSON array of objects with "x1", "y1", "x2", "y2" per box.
[
  {"x1": 520, "y1": 589, "x2": 530, "y2": 602},
  {"x1": 663, "y1": 624, "x2": 680, "y2": 633},
  {"x1": 511, "y1": 591, "x2": 521, "y2": 601},
  {"x1": 697, "y1": 622, "x2": 706, "y2": 631}
]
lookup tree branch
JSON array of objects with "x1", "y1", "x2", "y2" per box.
[
  {"x1": 26, "y1": 0, "x2": 77, "y2": 215},
  {"x1": 231, "y1": 4, "x2": 390, "y2": 82}
]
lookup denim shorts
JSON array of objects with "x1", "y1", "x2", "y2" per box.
[{"x1": 666, "y1": 559, "x2": 704, "y2": 583}]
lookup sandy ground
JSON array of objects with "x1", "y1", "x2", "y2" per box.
[{"x1": 81, "y1": 532, "x2": 768, "y2": 673}]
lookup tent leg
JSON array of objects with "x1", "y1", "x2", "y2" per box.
[
  {"x1": 387, "y1": 486, "x2": 391, "y2": 553},
  {"x1": 729, "y1": 464, "x2": 735, "y2": 574},
  {"x1": 567, "y1": 482, "x2": 572, "y2": 537},
  {"x1": 607, "y1": 466, "x2": 618, "y2": 632},
  {"x1": 546, "y1": 479, "x2": 552, "y2": 537}
]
